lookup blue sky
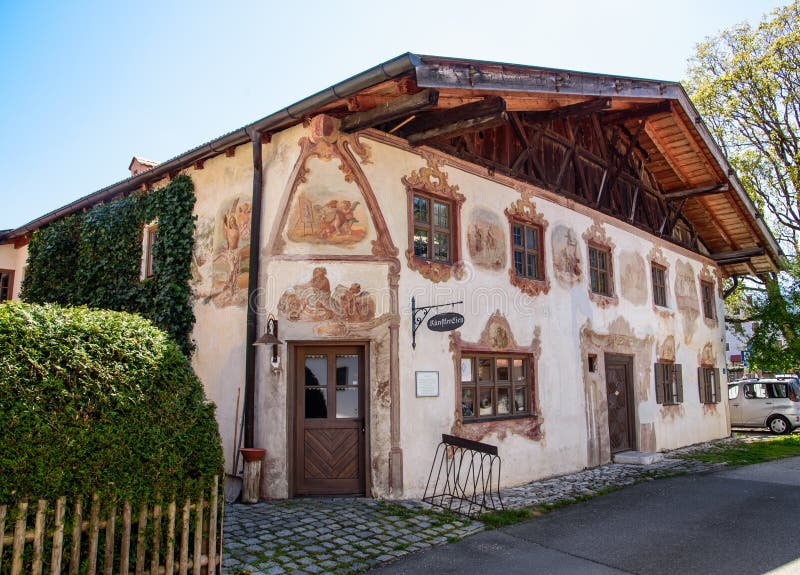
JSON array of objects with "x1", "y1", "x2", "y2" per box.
[{"x1": 0, "y1": 0, "x2": 787, "y2": 230}]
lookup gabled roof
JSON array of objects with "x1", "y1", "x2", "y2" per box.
[{"x1": 1, "y1": 53, "x2": 782, "y2": 276}]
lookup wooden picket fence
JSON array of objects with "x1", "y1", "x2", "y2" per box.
[{"x1": 0, "y1": 476, "x2": 223, "y2": 575}]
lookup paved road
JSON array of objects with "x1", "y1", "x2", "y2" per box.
[{"x1": 369, "y1": 457, "x2": 800, "y2": 575}]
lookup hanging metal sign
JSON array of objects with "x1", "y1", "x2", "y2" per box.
[
  {"x1": 411, "y1": 296, "x2": 464, "y2": 349},
  {"x1": 427, "y1": 312, "x2": 465, "y2": 332}
]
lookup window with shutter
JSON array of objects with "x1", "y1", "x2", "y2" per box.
[
  {"x1": 655, "y1": 362, "x2": 683, "y2": 405},
  {"x1": 698, "y1": 367, "x2": 720, "y2": 404}
]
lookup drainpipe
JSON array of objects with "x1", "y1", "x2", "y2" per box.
[{"x1": 244, "y1": 130, "x2": 264, "y2": 448}]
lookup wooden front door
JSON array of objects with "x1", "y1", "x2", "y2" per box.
[
  {"x1": 605, "y1": 354, "x2": 635, "y2": 454},
  {"x1": 294, "y1": 345, "x2": 366, "y2": 495}
]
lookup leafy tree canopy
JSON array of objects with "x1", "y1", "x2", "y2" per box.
[{"x1": 686, "y1": 2, "x2": 800, "y2": 372}]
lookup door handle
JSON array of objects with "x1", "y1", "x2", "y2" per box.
[{"x1": 732, "y1": 404, "x2": 739, "y2": 407}]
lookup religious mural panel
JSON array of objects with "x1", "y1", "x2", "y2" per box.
[
  {"x1": 674, "y1": 260, "x2": 699, "y2": 343},
  {"x1": 287, "y1": 186, "x2": 369, "y2": 247},
  {"x1": 192, "y1": 195, "x2": 251, "y2": 307},
  {"x1": 551, "y1": 224, "x2": 582, "y2": 287},
  {"x1": 467, "y1": 207, "x2": 506, "y2": 270},
  {"x1": 619, "y1": 251, "x2": 647, "y2": 306},
  {"x1": 278, "y1": 267, "x2": 376, "y2": 323}
]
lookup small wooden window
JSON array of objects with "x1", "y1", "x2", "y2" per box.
[
  {"x1": 512, "y1": 223, "x2": 543, "y2": 281},
  {"x1": 142, "y1": 222, "x2": 158, "y2": 279},
  {"x1": 0, "y1": 269, "x2": 14, "y2": 301},
  {"x1": 460, "y1": 354, "x2": 532, "y2": 421},
  {"x1": 654, "y1": 362, "x2": 683, "y2": 405},
  {"x1": 698, "y1": 367, "x2": 721, "y2": 404},
  {"x1": 588, "y1": 245, "x2": 612, "y2": 296},
  {"x1": 700, "y1": 281, "x2": 715, "y2": 319},
  {"x1": 413, "y1": 192, "x2": 452, "y2": 264},
  {"x1": 651, "y1": 264, "x2": 667, "y2": 307}
]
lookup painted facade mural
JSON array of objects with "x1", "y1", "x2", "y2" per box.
[
  {"x1": 551, "y1": 224, "x2": 582, "y2": 286},
  {"x1": 192, "y1": 195, "x2": 251, "y2": 307},
  {"x1": 674, "y1": 260, "x2": 699, "y2": 342},
  {"x1": 287, "y1": 189, "x2": 368, "y2": 246},
  {"x1": 278, "y1": 267, "x2": 376, "y2": 323},
  {"x1": 467, "y1": 207, "x2": 506, "y2": 270},
  {"x1": 619, "y1": 251, "x2": 647, "y2": 306}
]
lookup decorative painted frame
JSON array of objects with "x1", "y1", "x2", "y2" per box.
[
  {"x1": 267, "y1": 114, "x2": 398, "y2": 260},
  {"x1": 448, "y1": 311, "x2": 542, "y2": 443},
  {"x1": 505, "y1": 191, "x2": 551, "y2": 297},
  {"x1": 582, "y1": 220, "x2": 618, "y2": 308},
  {"x1": 402, "y1": 155, "x2": 466, "y2": 283}
]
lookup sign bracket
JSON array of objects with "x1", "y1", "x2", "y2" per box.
[{"x1": 411, "y1": 296, "x2": 464, "y2": 349}]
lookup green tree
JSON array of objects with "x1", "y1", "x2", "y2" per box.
[{"x1": 686, "y1": 2, "x2": 800, "y2": 372}]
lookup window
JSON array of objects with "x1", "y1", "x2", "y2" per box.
[
  {"x1": 651, "y1": 264, "x2": 667, "y2": 307},
  {"x1": 413, "y1": 192, "x2": 451, "y2": 263},
  {"x1": 701, "y1": 281, "x2": 715, "y2": 319},
  {"x1": 654, "y1": 362, "x2": 683, "y2": 405},
  {"x1": 460, "y1": 355, "x2": 531, "y2": 421},
  {"x1": 141, "y1": 222, "x2": 158, "y2": 279},
  {"x1": 698, "y1": 367, "x2": 721, "y2": 404},
  {"x1": 511, "y1": 223, "x2": 543, "y2": 280},
  {"x1": 743, "y1": 381, "x2": 793, "y2": 401},
  {"x1": 728, "y1": 384, "x2": 739, "y2": 400},
  {"x1": 588, "y1": 245, "x2": 612, "y2": 296},
  {"x1": 0, "y1": 270, "x2": 14, "y2": 301}
]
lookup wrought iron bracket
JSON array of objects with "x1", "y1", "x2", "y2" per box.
[{"x1": 411, "y1": 296, "x2": 463, "y2": 349}]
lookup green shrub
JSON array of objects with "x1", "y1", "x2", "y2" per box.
[{"x1": 0, "y1": 302, "x2": 223, "y2": 504}]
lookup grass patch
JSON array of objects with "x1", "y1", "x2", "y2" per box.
[
  {"x1": 375, "y1": 502, "x2": 461, "y2": 527},
  {"x1": 478, "y1": 508, "x2": 534, "y2": 529},
  {"x1": 679, "y1": 435, "x2": 800, "y2": 466}
]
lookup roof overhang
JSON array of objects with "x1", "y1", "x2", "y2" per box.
[{"x1": 1, "y1": 53, "x2": 782, "y2": 277}]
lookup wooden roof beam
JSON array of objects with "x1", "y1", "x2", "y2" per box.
[
  {"x1": 664, "y1": 184, "x2": 729, "y2": 202},
  {"x1": 520, "y1": 97, "x2": 611, "y2": 124},
  {"x1": 340, "y1": 89, "x2": 439, "y2": 133},
  {"x1": 600, "y1": 100, "x2": 671, "y2": 125},
  {"x1": 644, "y1": 122, "x2": 692, "y2": 186},
  {"x1": 400, "y1": 96, "x2": 508, "y2": 146},
  {"x1": 711, "y1": 247, "x2": 766, "y2": 264}
]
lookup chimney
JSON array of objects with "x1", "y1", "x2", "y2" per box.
[{"x1": 129, "y1": 156, "x2": 159, "y2": 177}]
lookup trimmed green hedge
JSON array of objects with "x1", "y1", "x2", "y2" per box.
[
  {"x1": 0, "y1": 302, "x2": 223, "y2": 504},
  {"x1": 21, "y1": 175, "x2": 196, "y2": 355}
]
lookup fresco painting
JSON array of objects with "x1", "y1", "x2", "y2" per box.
[
  {"x1": 619, "y1": 251, "x2": 647, "y2": 306},
  {"x1": 674, "y1": 260, "x2": 699, "y2": 342},
  {"x1": 551, "y1": 225, "x2": 582, "y2": 286},
  {"x1": 278, "y1": 267, "x2": 376, "y2": 323},
  {"x1": 287, "y1": 186, "x2": 368, "y2": 246},
  {"x1": 467, "y1": 208, "x2": 506, "y2": 270},
  {"x1": 192, "y1": 196, "x2": 251, "y2": 307}
]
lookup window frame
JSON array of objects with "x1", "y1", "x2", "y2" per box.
[
  {"x1": 651, "y1": 263, "x2": 668, "y2": 308},
  {"x1": 460, "y1": 353, "x2": 534, "y2": 422},
  {"x1": 654, "y1": 362, "x2": 683, "y2": 405},
  {"x1": 587, "y1": 243, "x2": 613, "y2": 296},
  {"x1": 141, "y1": 221, "x2": 159, "y2": 280},
  {"x1": 698, "y1": 366, "x2": 721, "y2": 404},
  {"x1": 700, "y1": 280, "x2": 715, "y2": 320},
  {"x1": 0, "y1": 269, "x2": 15, "y2": 301},
  {"x1": 511, "y1": 221, "x2": 544, "y2": 281},
  {"x1": 412, "y1": 191, "x2": 453, "y2": 264}
]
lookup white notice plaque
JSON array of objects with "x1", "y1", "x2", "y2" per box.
[{"x1": 415, "y1": 371, "x2": 439, "y2": 397}]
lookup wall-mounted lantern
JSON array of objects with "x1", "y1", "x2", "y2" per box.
[{"x1": 254, "y1": 315, "x2": 283, "y2": 371}]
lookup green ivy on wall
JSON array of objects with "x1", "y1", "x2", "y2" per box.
[{"x1": 21, "y1": 175, "x2": 197, "y2": 355}]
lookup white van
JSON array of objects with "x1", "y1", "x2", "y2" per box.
[{"x1": 728, "y1": 378, "x2": 800, "y2": 434}]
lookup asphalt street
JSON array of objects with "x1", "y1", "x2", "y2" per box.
[{"x1": 369, "y1": 456, "x2": 800, "y2": 575}]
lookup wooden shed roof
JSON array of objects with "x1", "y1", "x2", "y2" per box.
[{"x1": 1, "y1": 53, "x2": 781, "y2": 276}]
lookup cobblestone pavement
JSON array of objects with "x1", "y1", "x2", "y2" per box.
[
  {"x1": 222, "y1": 433, "x2": 775, "y2": 574},
  {"x1": 222, "y1": 499, "x2": 483, "y2": 575}
]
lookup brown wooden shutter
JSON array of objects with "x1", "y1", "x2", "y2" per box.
[
  {"x1": 698, "y1": 367, "x2": 706, "y2": 403},
  {"x1": 654, "y1": 363, "x2": 665, "y2": 404},
  {"x1": 714, "y1": 368, "x2": 721, "y2": 403},
  {"x1": 675, "y1": 365, "x2": 684, "y2": 404}
]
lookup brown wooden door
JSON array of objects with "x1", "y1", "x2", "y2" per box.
[
  {"x1": 605, "y1": 354, "x2": 635, "y2": 454},
  {"x1": 294, "y1": 345, "x2": 365, "y2": 495}
]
